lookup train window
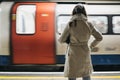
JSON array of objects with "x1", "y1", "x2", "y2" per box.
[
  {"x1": 57, "y1": 16, "x2": 72, "y2": 34},
  {"x1": 58, "y1": 16, "x2": 108, "y2": 34},
  {"x1": 113, "y1": 16, "x2": 120, "y2": 33},
  {"x1": 88, "y1": 16, "x2": 108, "y2": 33},
  {"x1": 16, "y1": 5, "x2": 36, "y2": 34}
]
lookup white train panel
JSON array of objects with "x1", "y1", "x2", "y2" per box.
[{"x1": 0, "y1": 2, "x2": 14, "y2": 55}]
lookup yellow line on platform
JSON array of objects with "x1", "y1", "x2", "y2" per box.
[
  {"x1": 92, "y1": 76, "x2": 120, "y2": 78},
  {"x1": 0, "y1": 76, "x2": 120, "y2": 79}
]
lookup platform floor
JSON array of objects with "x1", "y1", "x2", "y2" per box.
[{"x1": 0, "y1": 72, "x2": 120, "y2": 80}]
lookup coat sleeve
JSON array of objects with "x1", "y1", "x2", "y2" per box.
[
  {"x1": 58, "y1": 23, "x2": 70, "y2": 43},
  {"x1": 89, "y1": 22, "x2": 103, "y2": 49}
]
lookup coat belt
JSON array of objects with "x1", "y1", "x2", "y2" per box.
[{"x1": 70, "y1": 42, "x2": 88, "y2": 46}]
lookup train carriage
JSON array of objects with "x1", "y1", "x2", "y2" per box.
[{"x1": 0, "y1": 0, "x2": 120, "y2": 71}]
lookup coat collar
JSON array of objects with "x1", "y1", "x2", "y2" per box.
[{"x1": 70, "y1": 14, "x2": 87, "y2": 21}]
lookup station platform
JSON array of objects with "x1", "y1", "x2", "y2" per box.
[{"x1": 0, "y1": 72, "x2": 120, "y2": 80}]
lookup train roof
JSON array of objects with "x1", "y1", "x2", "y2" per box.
[
  {"x1": 0, "y1": 1, "x2": 120, "y2": 15},
  {"x1": 85, "y1": 5, "x2": 120, "y2": 15},
  {"x1": 1, "y1": 0, "x2": 120, "y2": 4},
  {"x1": 56, "y1": 4, "x2": 120, "y2": 15}
]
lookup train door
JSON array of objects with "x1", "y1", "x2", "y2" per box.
[{"x1": 11, "y1": 3, "x2": 56, "y2": 64}]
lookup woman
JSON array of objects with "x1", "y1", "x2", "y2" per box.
[{"x1": 59, "y1": 4, "x2": 103, "y2": 80}]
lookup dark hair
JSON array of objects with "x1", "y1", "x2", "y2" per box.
[
  {"x1": 72, "y1": 4, "x2": 87, "y2": 17},
  {"x1": 70, "y1": 4, "x2": 87, "y2": 27}
]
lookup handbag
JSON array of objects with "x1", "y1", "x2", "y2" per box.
[{"x1": 65, "y1": 34, "x2": 70, "y2": 44}]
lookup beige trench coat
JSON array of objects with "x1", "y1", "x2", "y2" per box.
[{"x1": 59, "y1": 14, "x2": 103, "y2": 78}]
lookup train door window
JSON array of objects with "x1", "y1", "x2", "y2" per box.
[
  {"x1": 16, "y1": 5, "x2": 36, "y2": 34},
  {"x1": 88, "y1": 16, "x2": 108, "y2": 34},
  {"x1": 57, "y1": 16, "x2": 72, "y2": 34},
  {"x1": 113, "y1": 16, "x2": 120, "y2": 33}
]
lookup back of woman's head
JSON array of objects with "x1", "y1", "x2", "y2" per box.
[{"x1": 72, "y1": 4, "x2": 87, "y2": 17}]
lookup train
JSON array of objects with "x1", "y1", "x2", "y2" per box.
[{"x1": 0, "y1": 0, "x2": 120, "y2": 71}]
